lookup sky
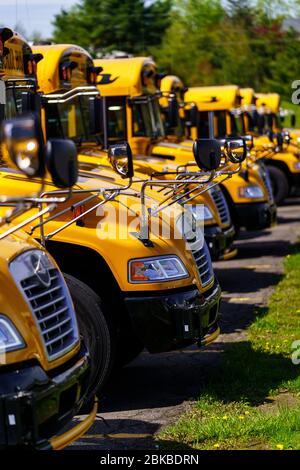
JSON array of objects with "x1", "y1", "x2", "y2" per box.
[{"x1": 0, "y1": 0, "x2": 77, "y2": 38}]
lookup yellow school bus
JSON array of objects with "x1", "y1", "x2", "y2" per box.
[
  {"x1": 0, "y1": 28, "x2": 97, "y2": 448},
  {"x1": 184, "y1": 85, "x2": 277, "y2": 231},
  {"x1": 252, "y1": 92, "x2": 300, "y2": 204},
  {"x1": 1, "y1": 39, "x2": 222, "y2": 388},
  {"x1": 94, "y1": 58, "x2": 237, "y2": 260}
]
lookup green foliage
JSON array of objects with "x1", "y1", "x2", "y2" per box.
[
  {"x1": 52, "y1": 0, "x2": 300, "y2": 97},
  {"x1": 151, "y1": 0, "x2": 300, "y2": 98},
  {"x1": 52, "y1": 0, "x2": 172, "y2": 55}
]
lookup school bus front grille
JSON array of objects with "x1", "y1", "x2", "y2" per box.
[
  {"x1": 209, "y1": 185, "x2": 231, "y2": 227},
  {"x1": 18, "y1": 264, "x2": 79, "y2": 361}
]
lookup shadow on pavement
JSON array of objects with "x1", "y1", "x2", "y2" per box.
[{"x1": 215, "y1": 267, "x2": 282, "y2": 294}]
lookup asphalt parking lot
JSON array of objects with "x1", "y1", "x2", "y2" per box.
[{"x1": 70, "y1": 198, "x2": 300, "y2": 450}]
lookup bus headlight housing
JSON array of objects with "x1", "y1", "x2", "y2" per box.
[
  {"x1": 0, "y1": 315, "x2": 25, "y2": 354},
  {"x1": 238, "y1": 185, "x2": 264, "y2": 199},
  {"x1": 129, "y1": 256, "x2": 189, "y2": 283}
]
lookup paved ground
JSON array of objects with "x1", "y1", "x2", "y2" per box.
[{"x1": 70, "y1": 198, "x2": 300, "y2": 450}]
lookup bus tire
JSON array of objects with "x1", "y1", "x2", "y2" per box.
[
  {"x1": 64, "y1": 274, "x2": 115, "y2": 399},
  {"x1": 268, "y1": 166, "x2": 289, "y2": 205}
]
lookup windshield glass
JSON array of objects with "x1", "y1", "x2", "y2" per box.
[
  {"x1": 150, "y1": 98, "x2": 165, "y2": 138},
  {"x1": 198, "y1": 111, "x2": 210, "y2": 138},
  {"x1": 229, "y1": 112, "x2": 245, "y2": 136},
  {"x1": 45, "y1": 92, "x2": 103, "y2": 144},
  {"x1": 105, "y1": 96, "x2": 127, "y2": 145},
  {"x1": 4, "y1": 82, "x2": 36, "y2": 119},
  {"x1": 132, "y1": 96, "x2": 165, "y2": 139},
  {"x1": 215, "y1": 110, "x2": 227, "y2": 138}
]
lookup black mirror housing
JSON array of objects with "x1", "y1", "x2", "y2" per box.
[
  {"x1": 108, "y1": 141, "x2": 134, "y2": 179},
  {"x1": 193, "y1": 138, "x2": 221, "y2": 171},
  {"x1": 45, "y1": 139, "x2": 78, "y2": 188},
  {"x1": 89, "y1": 96, "x2": 103, "y2": 135}
]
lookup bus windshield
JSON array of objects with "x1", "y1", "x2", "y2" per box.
[
  {"x1": 4, "y1": 81, "x2": 36, "y2": 119},
  {"x1": 229, "y1": 111, "x2": 245, "y2": 137},
  {"x1": 45, "y1": 91, "x2": 103, "y2": 145},
  {"x1": 132, "y1": 96, "x2": 165, "y2": 139}
]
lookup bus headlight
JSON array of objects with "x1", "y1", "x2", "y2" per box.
[
  {"x1": 238, "y1": 185, "x2": 264, "y2": 199},
  {"x1": 129, "y1": 256, "x2": 189, "y2": 283},
  {"x1": 0, "y1": 315, "x2": 25, "y2": 353},
  {"x1": 186, "y1": 205, "x2": 214, "y2": 221},
  {"x1": 294, "y1": 162, "x2": 300, "y2": 170}
]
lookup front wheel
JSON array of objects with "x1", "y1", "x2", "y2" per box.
[
  {"x1": 268, "y1": 166, "x2": 289, "y2": 205},
  {"x1": 65, "y1": 274, "x2": 115, "y2": 399}
]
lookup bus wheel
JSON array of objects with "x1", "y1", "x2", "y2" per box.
[
  {"x1": 268, "y1": 166, "x2": 289, "y2": 205},
  {"x1": 64, "y1": 274, "x2": 115, "y2": 399}
]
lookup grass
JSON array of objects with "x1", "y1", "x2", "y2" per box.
[{"x1": 159, "y1": 244, "x2": 300, "y2": 450}]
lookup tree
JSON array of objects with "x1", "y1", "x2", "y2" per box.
[
  {"x1": 152, "y1": 0, "x2": 253, "y2": 86},
  {"x1": 52, "y1": 0, "x2": 172, "y2": 55}
]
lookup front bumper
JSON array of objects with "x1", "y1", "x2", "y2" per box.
[
  {"x1": 0, "y1": 344, "x2": 92, "y2": 449},
  {"x1": 124, "y1": 281, "x2": 221, "y2": 353},
  {"x1": 204, "y1": 224, "x2": 236, "y2": 260},
  {"x1": 235, "y1": 201, "x2": 277, "y2": 230}
]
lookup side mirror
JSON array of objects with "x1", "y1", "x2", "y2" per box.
[
  {"x1": 45, "y1": 139, "x2": 78, "y2": 188},
  {"x1": 225, "y1": 138, "x2": 247, "y2": 163},
  {"x1": 89, "y1": 96, "x2": 103, "y2": 135},
  {"x1": 241, "y1": 134, "x2": 254, "y2": 151},
  {"x1": 165, "y1": 95, "x2": 179, "y2": 128},
  {"x1": 108, "y1": 141, "x2": 134, "y2": 179},
  {"x1": 0, "y1": 114, "x2": 45, "y2": 177},
  {"x1": 185, "y1": 104, "x2": 198, "y2": 128},
  {"x1": 291, "y1": 114, "x2": 296, "y2": 127},
  {"x1": 193, "y1": 138, "x2": 221, "y2": 171}
]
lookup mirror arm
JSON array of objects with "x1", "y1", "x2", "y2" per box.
[
  {"x1": 138, "y1": 172, "x2": 216, "y2": 241},
  {"x1": 29, "y1": 191, "x2": 104, "y2": 237},
  {"x1": 43, "y1": 191, "x2": 118, "y2": 242},
  {"x1": 30, "y1": 179, "x2": 134, "y2": 240},
  {"x1": 0, "y1": 203, "x2": 57, "y2": 240}
]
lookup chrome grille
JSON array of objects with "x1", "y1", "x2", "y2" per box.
[
  {"x1": 259, "y1": 162, "x2": 274, "y2": 201},
  {"x1": 10, "y1": 250, "x2": 79, "y2": 361},
  {"x1": 209, "y1": 185, "x2": 231, "y2": 226},
  {"x1": 192, "y1": 241, "x2": 214, "y2": 287}
]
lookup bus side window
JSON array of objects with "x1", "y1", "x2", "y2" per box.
[
  {"x1": 198, "y1": 111, "x2": 210, "y2": 138},
  {"x1": 106, "y1": 97, "x2": 127, "y2": 144},
  {"x1": 215, "y1": 111, "x2": 227, "y2": 138}
]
